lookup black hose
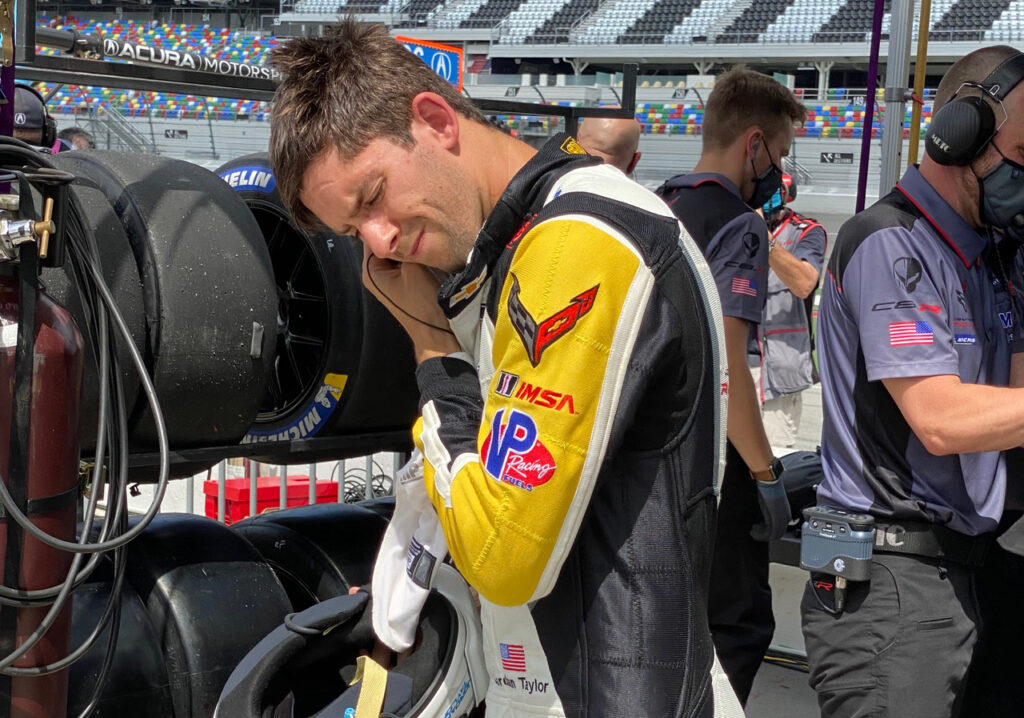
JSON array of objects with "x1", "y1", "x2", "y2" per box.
[{"x1": 0, "y1": 139, "x2": 168, "y2": 688}]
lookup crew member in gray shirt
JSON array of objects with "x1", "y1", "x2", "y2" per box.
[
  {"x1": 802, "y1": 46, "x2": 1024, "y2": 718},
  {"x1": 760, "y1": 174, "x2": 826, "y2": 447}
]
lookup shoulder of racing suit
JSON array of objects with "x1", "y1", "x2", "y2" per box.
[{"x1": 418, "y1": 158, "x2": 724, "y2": 606}]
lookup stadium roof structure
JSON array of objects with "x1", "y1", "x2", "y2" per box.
[
  {"x1": 477, "y1": 38, "x2": 988, "y2": 66},
  {"x1": 274, "y1": 0, "x2": 1006, "y2": 72}
]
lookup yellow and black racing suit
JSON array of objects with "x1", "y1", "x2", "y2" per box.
[{"x1": 415, "y1": 134, "x2": 726, "y2": 717}]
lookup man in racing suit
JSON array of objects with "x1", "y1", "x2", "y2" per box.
[{"x1": 268, "y1": 21, "x2": 733, "y2": 718}]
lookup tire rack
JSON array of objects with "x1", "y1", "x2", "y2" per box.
[{"x1": 11, "y1": 1, "x2": 638, "y2": 472}]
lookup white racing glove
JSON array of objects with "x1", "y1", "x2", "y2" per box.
[{"x1": 370, "y1": 450, "x2": 449, "y2": 651}]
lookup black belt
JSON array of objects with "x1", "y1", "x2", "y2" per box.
[{"x1": 873, "y1": 520, "x2": 992, "y2": 567}]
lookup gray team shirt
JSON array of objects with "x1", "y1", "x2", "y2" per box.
[
  {"x1": 658, "y1": 172, "x2": 769, "y2": 326},
  {"x1": 817, "y1": 166, "x2": 1020, "y2": 536},
  {"x1": 762, "y1": 212, "x2": 827, "y2": 399}
]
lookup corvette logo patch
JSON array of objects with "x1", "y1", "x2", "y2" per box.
[{"x1": 507, "y1": 274, "x2": 598, "y2": 366}]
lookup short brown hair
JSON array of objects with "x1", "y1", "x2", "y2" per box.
[
  {"x1": 935, "y1": 45, "x2": 1022, "y2": 111},
  {"x1": 701, "y1": 67, "x2": 806, "y2": 150},
  {"x1": 269, "y1": 20, "x2": 486, "y2": 229}
]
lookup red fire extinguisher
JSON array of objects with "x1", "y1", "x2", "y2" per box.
[{"x1": 0, "y1": 201, "x2": 83, "y2": 717}]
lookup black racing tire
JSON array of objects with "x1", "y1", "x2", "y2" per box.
[
  {"x1": 67, "y1": 554, "x2": 174, "y2": 718},
  {"x1": 40, "y1": 179, "x2": 146, "y2": 454},
  {"x1": 355, "y1": 495, "x2": 396, "y2": 523},
  {"x1": 124, "y1": 513, "x2": 293, "y2": 718},
  {"x1": 215, "y1": 154, "x2": 419, "y2": 453},
  {"x1": 50, "y1": 151, "x2": 279, "y2": 450},
  {"x1": 231, "y1": 502, "x2": 391, "y2": 611},
  {"x1": 40, "y1": 179, "x2": 213, "y2": 480}
]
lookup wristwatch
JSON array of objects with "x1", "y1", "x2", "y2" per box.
[{"x1": 751, "y1": 457, "x2": 783, "y2": 482}]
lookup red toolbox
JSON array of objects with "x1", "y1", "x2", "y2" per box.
[{"x1": 203, "y1": 476, "x2": 340, "y2": 524}]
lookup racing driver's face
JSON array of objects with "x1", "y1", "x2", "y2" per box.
[{"x1": 300, "y1": 136, "x2": 481, "y2": 274}]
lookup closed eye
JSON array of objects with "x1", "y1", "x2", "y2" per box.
[{"x1": 368, "y1": 181, "x2": 384, "y2": 206}]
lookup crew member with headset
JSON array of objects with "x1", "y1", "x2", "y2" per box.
[
  {"x1": 760, "y1": 174, "x2": 826, "y2": 448},
  {"x1": 802, "y1": 45, "x2": 1024, "y2": 718},
  {"x1": 12, "y1": 84, "x2": 58, "y2": 151}
]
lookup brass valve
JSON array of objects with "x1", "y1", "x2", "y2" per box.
[
  {"x1": 37, "y1": 197, "x2": 55, "y2": 259},
  {"x1": 0, "y1": 196, "x2": 58, "y2": 261}
]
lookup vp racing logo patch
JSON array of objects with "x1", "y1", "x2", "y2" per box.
[
  {"x1": 507, "y1": 274, "x2": 598, "y2": 366},
  {"x1": 482, "y1": 409, "x2": 556, "y2": 491}
]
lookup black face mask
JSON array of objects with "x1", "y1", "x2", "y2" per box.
[
  {"x1": 979, "y1": 148, "x2": 1024, "y2": 243},
  {"x1": 748, "y1": 144, "x2": 783, "y2": 210}
]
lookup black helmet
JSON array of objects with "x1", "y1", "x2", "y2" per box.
[{"x1": 214, "y1": 564, "x2": 486, "y2": 718}]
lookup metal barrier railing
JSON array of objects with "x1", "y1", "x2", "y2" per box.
[{"x1": 114, "y1": 452, "x2": 407, "y2": 524}]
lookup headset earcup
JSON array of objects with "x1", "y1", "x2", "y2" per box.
[
  {"x1": 43, "y1": 116, "x2": 56, "y2": 148},
  {"x1": 925, "y1": 96, "x2": 996, "y2": 165}
]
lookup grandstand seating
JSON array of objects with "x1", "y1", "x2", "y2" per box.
[
  {"x1": 499, "y1": 0, "x2": 566, "y2": 43},
  {"x1": 462, "y1": 0, "x2": 525, "y2": 28},
  {"x1": 336, "y1": 0, "x2": 1024, "y2": 43},
  {"x1": 393, "y1": 0, "x2": 443, "y2": 26},
  {"x1": 812, "y1": 0, "x2": 891, "y2": 43},
  {"x1": 41, "y1": 15, "x2": 275, "y2": 65},
  {"x1": 617, "y1": 0, "x2": 704, "y2": 44},
  {"x1": 716, "y1": 0, "x2": 795, "y2": 43},
  {"x1": 26, "y1": 11, "x2": 968, "y2": 141},
  {"x1": 574, "y1": 0, "x2": 658, "y2": 43},
  {"x1": 932, "y1": 0, "x2": 1013, "y2": 41},
  {"x1": 662, "y1": 0, "x2": 734, "y2": 44},
  {"x1": 987, "y1": 0, "x2": 1024, "y2": 38},
  {"x1": 36, "y1": 15, "x2": 275, "y2": 121},
  {"x1": 433, "y1": 0, "x2": 490, "y2": 28},
  {"x1": 527, "y1": 0, "x2": 600, "y2": 43},
  {"x1": 487, "y1": 97, "x2": 935, "y2": 139},
  {"x1": 345, "y1": 0, "x2": 388, "y2": 12},
  {"x1": 763, "y1": 0, "x2": 836, "y2": 42},
  {"x1": 293, "y1": 0, "x2": 343, "y2": 11}
]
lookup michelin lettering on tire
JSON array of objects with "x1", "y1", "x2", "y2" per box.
[
  {"x1": 219, "y1": 167, "x2": 276, "y2": 194},
  {"x1": 242, "y1": 372, "x2": 348, "y2": 443}
]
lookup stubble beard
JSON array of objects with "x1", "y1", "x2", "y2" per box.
[{"x1": 445, "y1": 227, "x2": 478, "y2": 273}]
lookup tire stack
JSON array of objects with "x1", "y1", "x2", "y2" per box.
[
  {"x1": 43, "y1": 152, "x2": 279, "y2": 464},
  {"x1": 65, "y1": 502, "x2": 396, "y2": 716},
  {"x1": 41, "y1": 150, "x2": 420, "y2": 473},
  {"x1": 66, "y1": 515, "x2": 293, "y2": 717},
  {"x1": 230, "y1": 499, "x2": 393, "y2": 610}
]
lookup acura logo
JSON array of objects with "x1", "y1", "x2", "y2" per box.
[{"x1": 430, "y1": 52, "x2": 453, "y2": 81}]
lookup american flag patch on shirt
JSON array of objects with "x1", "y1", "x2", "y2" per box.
[
  {"x1": 500, "y1": 643, "x2": 526, "y2": 672},
  {"x1": 731, "y1": 276, "x2": 757, "y2": 297},
  {"x1": 889, "y1": 321, "x2": 934, "y2": 346}
]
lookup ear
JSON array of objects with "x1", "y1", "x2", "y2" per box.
[
  {"x1": 409, "y1": 92, "x2": 460, "y2": 150},
  {"x1": 626, "y1": 151, "x2": 641, "y2": 175},
  {"x1": 745, "y1": 128, "x2": 762, "y2": 158}
]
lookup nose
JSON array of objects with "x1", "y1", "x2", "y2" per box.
[{"x1": 359, "y1": 213, "x2": 400, "y2": 258}]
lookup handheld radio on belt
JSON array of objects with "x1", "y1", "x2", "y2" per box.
[{"x1": 799, "y1": 506, "x2": 875, "y2": 613}]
